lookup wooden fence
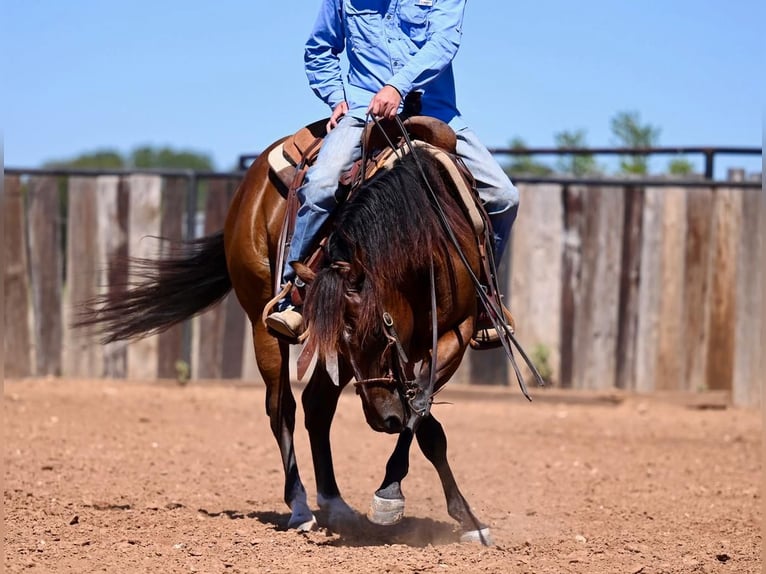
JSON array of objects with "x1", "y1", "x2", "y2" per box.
[{"x1": 3, "y1": 171, "x2": 763, "y2": 406}]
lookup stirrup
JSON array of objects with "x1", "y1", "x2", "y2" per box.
[{"x1": 470, "y1": 308, "x2": 516, "y2": 351}]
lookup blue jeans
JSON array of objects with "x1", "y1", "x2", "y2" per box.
[{"x1": 282, "y1": 115, "x2": 519, "y2": 285}]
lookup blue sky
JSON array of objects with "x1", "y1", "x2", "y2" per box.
[{"x1": 3, "y1": 1, "x2": 763, "y2": 175}]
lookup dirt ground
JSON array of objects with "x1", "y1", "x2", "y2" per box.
[{"x1": 4, "y1": 377, "x2": 762, "y2": 573}]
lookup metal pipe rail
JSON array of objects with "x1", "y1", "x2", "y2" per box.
[{"x1": 238, "y1": 145, "x2": 762, "y2": 183}]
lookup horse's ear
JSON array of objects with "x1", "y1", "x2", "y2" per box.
[{"x1": 291, "y1": 262, "x2": 316, "y2": 284}]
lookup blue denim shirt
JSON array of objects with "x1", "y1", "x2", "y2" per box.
[{"x1": 305, "y1": 0, "x2": 466, "y2": 128}]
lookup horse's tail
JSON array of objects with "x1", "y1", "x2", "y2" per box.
[{"x1": 76, "y1": 231, "x2": 232, "y2": 343}]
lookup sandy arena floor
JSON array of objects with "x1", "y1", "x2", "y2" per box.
[{"x1": 4, "y1": 378, "x2": 762, "y2": 573}]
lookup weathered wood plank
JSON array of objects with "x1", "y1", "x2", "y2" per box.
[
  {"x1": 27, "y1": 176, "x2": 63, "y2": 376},
  {"x1": 571, "y1": 185, "x2": 625, "y2": 390},
  {"x1": 654, "y1": 186, "x2": 687, "y2": 391},
  {"x1": 732, "y1": 188, "x2": 762, "y2": 407},
  {"x1": 240, "y1": 321, "x2": 262, "y2": 383},
  {"x1": 615, "y1": 186, "x2": 644, "y2": 390},
  {"x1": 195, "y1": 180, "x2": 231, "y2": 379},
  {"x1": 559, "y1": 185, "x2": 583, "y2": 388},
  {"x1": 157, "y1": 177, "x2": 187, "y2": 379},
  {"x1": 705, "y1": 187, "x2": 740, "y2": 391},
  {"x1": 221, "y1": 292, "x2": 247, "y2": 379},
  {"x1": 507, "y1": 183, "x2": 563, "y2": 387},
  {"x1": 4, "y1": 175, "x2": 33, "y2": 377},
  {"x1": 682, "y1": 187, "x2": 714, "y2": 392},
  {"x1": 634, "y1": 187, "x2": 664, "y2": 393},
  {"x1": 220, "y1": 180, "x2": 247, "y2": 380},
  {"x1": 126, "y1": 174, "x2": 163, "y2": 380},
  {"x1": 63, "y1": 177, "x2": 102, "y2": 377},
  {"x1": 97, "y1": 176, "x2": 129, "y2": 377}
]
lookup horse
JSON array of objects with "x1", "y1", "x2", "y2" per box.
[
  {"x1": 78, "y1": 127, "x2": 493, "y2": 544},
  {"x1": 295, "y1": 145, "x2": 492, "y2": 542}
]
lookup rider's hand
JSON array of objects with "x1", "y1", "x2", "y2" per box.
[
  {"x1": 327, "y1": 101, "x2": 349, "y2": 132},
  {"x1": 367, "y1": 85, "x2": 402, "y2": 120}
]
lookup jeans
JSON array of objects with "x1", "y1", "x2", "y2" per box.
[{"x1": 282, "y1": 115, "x2": 519, "y2": 285}]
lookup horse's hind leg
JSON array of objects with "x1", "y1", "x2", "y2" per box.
[
  {"x1": 416, "y1": 414, "x2": 492, "y2": 545},
  {"x1": 301, "y1": 365, "x2": 358, "y2": 527},
  {"x1": 255, "y1": 325, "x2": 316, "y2": 531}
]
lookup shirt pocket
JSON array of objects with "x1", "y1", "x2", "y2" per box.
[
  {"x1": 398, "y1": 3, "x2": 430, "y2": 45},
  {"x1": 344, "y1": 1, "x2": 381, "y2": 49}
]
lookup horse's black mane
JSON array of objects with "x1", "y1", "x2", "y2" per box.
[
  {"x1": 304, "y1": 148, "x2": 472, "y2": 356},
  {"x1": 329, "y1": 148, "x2": 446, "y2": 286}
]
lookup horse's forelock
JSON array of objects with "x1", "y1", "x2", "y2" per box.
[{"x1": 303, "y1": 267, "x2": 347, "y2": 360}]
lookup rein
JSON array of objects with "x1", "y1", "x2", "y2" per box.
[{"x1": 390, "y1": 116, "x2": 545, "y2": 401}]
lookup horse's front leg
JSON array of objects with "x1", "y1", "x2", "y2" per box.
[
  {"x1": 367, "y1": 319, "x2": 474, "y2": 526},
  {"x1": 416, "y1": 414, "x2": 492, "y2": 545},
  {"x1": 255, "y1": 325, "x2": 315, "y2": 531},
  {"x1": 367, "y1": 427, "x2": 414, "y2": 526},
  {"x1": 301, "y1": 363, "x2": 358, "y2": 528}
]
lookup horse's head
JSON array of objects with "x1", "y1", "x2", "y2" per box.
[{"x1": 297, "y1": 258, "x2": 410, "y2": 434}]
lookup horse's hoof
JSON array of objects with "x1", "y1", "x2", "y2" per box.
[
  {"x1": 288, "y1": 508, "x2": 317, "y2": 532},
  {"x1": 366, "y1": 494, "x2": 405, "y2": 526},
  {"x1": 291, "y1": 516, "x2": 317, "y2": 532},
  {"x1": 460, "y1": 527, "x2": 493, "y2": 546}
]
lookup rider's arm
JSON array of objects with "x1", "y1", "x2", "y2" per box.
[
  {"x1": 386, "y1": 0, "x2": 466, "y2": 100},
  {"x1": 305, "y1": 0, "x2": 347, "y2": 110}
]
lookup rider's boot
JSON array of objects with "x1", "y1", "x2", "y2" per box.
[{"x1": 265, "y1": 297, "x2": 304, "y2": 340}]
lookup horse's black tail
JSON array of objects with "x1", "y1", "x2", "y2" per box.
[{"x1": 75, "y1": 231, "x2": 232, "y2": 343}]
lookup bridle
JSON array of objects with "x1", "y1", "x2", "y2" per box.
[{"x1": 351, "y1": 254, "x2": 440, "y2": 421}]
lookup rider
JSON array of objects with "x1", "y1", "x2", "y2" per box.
[{"x1": 266, "y1": 0, "x2": 519, "y2": 339}]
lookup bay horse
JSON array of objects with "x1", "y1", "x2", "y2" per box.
[{"x1": 79, "y1": 128, "x2": 494, "y2": 544}]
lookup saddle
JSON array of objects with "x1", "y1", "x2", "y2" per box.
[{"x1": 266, "y1": 115, "x2": 459, "y2": 193}]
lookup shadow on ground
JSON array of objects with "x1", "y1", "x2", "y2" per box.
[{"x1": 239, "y1": 509, "x2": 460, "y2": 547}]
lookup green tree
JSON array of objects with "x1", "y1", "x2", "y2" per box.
[
  {"x1": 554, "y1": 129, "x2": 599, "y2": 176},
  {"x1": 667, "y1": 157, "x2": 696, "y2": 176},
  {"x1": 610, "y1": 111, "x2": 661, "y2": 175},
  {"x1": 504, "y1": 137, "x2": 553, "y2": 176},
  {"x1": 44, "y1": 150, "x2": 125, "y2": 169},
  {"x1": 130, "y1": 146, "x2": 214, "y2": 171},
  {"x1": 45, "y1": 146, "x2": 215, "y2": 171}
]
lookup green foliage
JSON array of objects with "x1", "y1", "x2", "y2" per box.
[
  {"x1": 504, "y1": 137, "x2": 554, "y2": 176},
  {"x1": 175, "y1": 360, "x2": 190, "y2": 386},
  {"x1": 45, "y1": 150, "x2": 125, "y2": 169},
  {"x1": 130, "y1": 146, "x2": 214, "y2": 171},
  {"x1": 610, "y1": 111, "x2": 661, "y2": 174},
  {"x1": 530, "y1": 343, "x2": 553, "y2": 385},
  {"x1": 554, "y1": 129, "x2": 599, "y2": 176},
  {"x1": 667, "y1": 157, "x2": 696, "y2": 176},
  {"x1": 45, "y1": 146, "x2": 215, "y2": 171}
]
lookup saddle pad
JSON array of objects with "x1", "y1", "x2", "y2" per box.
[{"x1": 377, "y1": 141, "x2": 485, "y2": 236}]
